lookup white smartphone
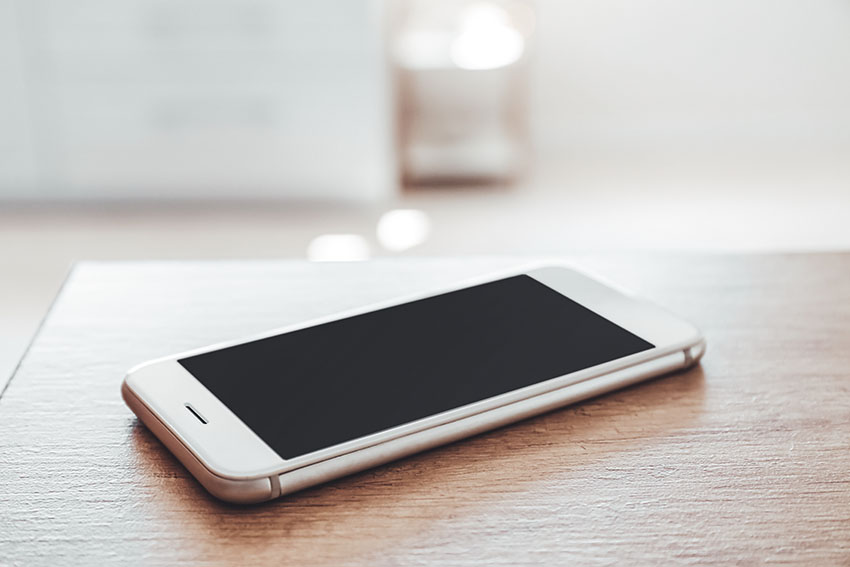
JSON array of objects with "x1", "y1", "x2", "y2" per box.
[{"x1": 122, "y1": 263, "x2": 705, "y2": 504}]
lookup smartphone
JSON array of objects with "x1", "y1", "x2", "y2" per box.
[{"x1": 122, "y1": 263, "x2": 705, "y2": 504}]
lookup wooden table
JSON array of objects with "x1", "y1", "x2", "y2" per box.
[{"x1": 1, "y1": 254, "x2": 849, "y2": 565}]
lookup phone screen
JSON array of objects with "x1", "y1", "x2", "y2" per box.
[{"x1": 179, "y1": 275, "x2": 653, "y2": 460}]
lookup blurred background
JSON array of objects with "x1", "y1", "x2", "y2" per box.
[{"x1": 1, "y1": 0, "x2": 849, "y2": 381}]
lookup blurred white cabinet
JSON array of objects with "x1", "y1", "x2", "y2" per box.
[{"x1": 1, "y1": 0, "x2": 395, "y2": 201}]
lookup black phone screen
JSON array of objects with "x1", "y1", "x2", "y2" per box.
[{"x1": 179, "y1": 275, "x2": 653, "y2": 460}]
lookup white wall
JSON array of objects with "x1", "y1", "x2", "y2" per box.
[
  {"x1": 531, "y1": 0, "x2": 850, "y2": 155},
  {"x1": 0, "y1": 0, "x2": 39, "y2": 189},
  {"x1": 3, "y1": 0, "x2": 848, "y2": 199}
]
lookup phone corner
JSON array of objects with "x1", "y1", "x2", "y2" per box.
[
  {"x1": 678, "y1": 335, "x2": 706, "y2": 370},
  {"x1": 199, "y1": 473, "x2": 277, "y2": 505},
  {"x1": 687, "y1": 338, "x2": 707, "y2": 366},
  {"x1": 120, "y1": 371, "x2": 145, "y2": 416},
  {"x1": 121, "y1": 357, "x2": 175, "y2": 406}
]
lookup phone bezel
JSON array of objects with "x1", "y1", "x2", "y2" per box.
[{"x1": 123, "y1": 261, "x2": 703, "y2": 480}]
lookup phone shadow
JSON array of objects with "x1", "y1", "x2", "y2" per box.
[{"x1": 129, "y1": 365, "x2": 706, "y2": 564}]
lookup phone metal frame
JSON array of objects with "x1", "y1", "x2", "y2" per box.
[{"x1": 122, "y1": 262, "x2": 705, "y2": 503}]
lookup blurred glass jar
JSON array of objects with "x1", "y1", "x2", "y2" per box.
[{"x1": 393, "y1": 0, "x2": 535, "y2": 184}]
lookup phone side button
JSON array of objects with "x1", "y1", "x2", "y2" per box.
[{"x1": 269, "y1": 472, "x2": 282, "y2": 499}]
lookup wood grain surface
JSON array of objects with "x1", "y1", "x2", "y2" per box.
[{"x1": 1, "y1": 254, "x2": 849, "y2": 566}]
